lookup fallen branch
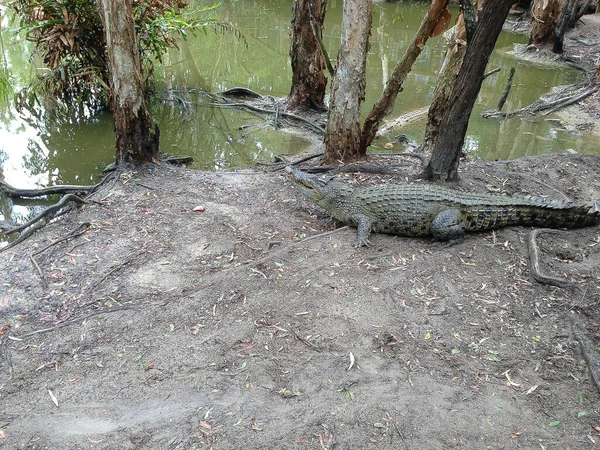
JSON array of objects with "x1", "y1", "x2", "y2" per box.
[
  {"x1": 483, "y1": 85, "x2": 598, "y2": 119},
  {"x1": 528, "y1": 229, "x2": 572, "y2": 288},
  {"x1": 209, "y1": 102, "x2": 325, "y2": 134},
  {"x1": 541, "y1": 87, "x2": 598, "y2": 115}
]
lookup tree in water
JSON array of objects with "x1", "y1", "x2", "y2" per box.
[
  {"x1": 324, "y1": 0, "x2": 372, "y2": 164},
  {"x1": 97, "y1": 0, "x2": 159, "y2": 164},
  {"x1": 324, "y1": 0, "x2": 450, "y2": 163},
  {"x1": 529, "y1": 0, "x2": 562, "y2": 46},
  {"x1": 10, "y1": 0, "x2": 218, "y2": 163},
  {"x1": 420, "y1": 0, "x2": 515, "y2": 181},
  {"x1": 286, "y1": 0, "x2": 329, "y2": 111}
]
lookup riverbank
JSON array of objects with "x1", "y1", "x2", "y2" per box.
[{"x1": 1, "y1": 151, "x2": 599, "y2": 449}]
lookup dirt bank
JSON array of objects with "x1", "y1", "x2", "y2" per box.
[
  {"x1": 1, "y1": 151, "x2": 599, "y2": 449},
  {"x1": 2, "y1": 10, "x2": 600, "y2": 450}
]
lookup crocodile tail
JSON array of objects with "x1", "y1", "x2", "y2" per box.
[{"x1": 526, "y1": 203, "x2": 600, "y2": 229}]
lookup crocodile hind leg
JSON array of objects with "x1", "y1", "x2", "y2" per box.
[{"x1": 431, "y1": 208, "x2": 465, "y2": 243}]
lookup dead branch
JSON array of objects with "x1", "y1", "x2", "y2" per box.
[
  {"x1": 497, "y1": 67, "x2": 515, "y2": 111},
  {"x1": 482, "y1": 67, "x2": 501, "y2": 80},
  {"x1": 483, "y1": 85, "x2": 598, "y2": 119},
  {"x1": 307, "y1": 0, "x2": 335, "y2": 78},
  {"x1": 209, "y1": 102, "x2": 325, "y2": 134},
  {"x1": 528, "y1": 229, "x2": 573, "y2": 288},
  {"x1": 86, "y1": 250, "x2": 146, "y2": 293}
]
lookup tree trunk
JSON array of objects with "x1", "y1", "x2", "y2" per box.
[
  {"x1": 420, "y1": 16, "x2": 467, "y2": 156},
  {"x1": 286, "y1": 0, "x2": 328, "y2": 112},
  {"x1": 420, "y1": 0, "x2": 514, "y2": 181},
  {"x1": 529, "y1": 0, "x2": 562, "y2": 46},
  {"x1": 359, "y1": 0, "x2": 451, "y2": 154},
  {"x1": 323, "y1": 0, "x2": 372, "y2": 164},
  {"x1": 554, "y1": 0, "x2": 580, "y2": 53},
  {"x1": 97, "y1": 0, "x2": 159, "y2": 165}
]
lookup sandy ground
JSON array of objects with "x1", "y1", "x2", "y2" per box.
[
  {"x1": 1, "y1": 151, "x2": 599, "y2": 449},
  {"x1": 1, "y1": 11, "x2": 600, "y2": 450}
]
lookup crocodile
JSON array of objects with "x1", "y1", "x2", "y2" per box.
[{"x1": 287, "y1": 167, "x2": 600, "y2": 247}]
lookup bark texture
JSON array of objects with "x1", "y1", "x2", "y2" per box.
[
  {"x1": 529, "y1": 0, "x2": 562, "y2": 46},
  {"x1": 359, "y1": 0, "x2": 451, "y2": 154},
  {"x1": 420, "y1": 0, "x2": 514, "y2": 181},
  {"x1": 286, "y1": 0, "x2": 328, "y2": 111},
  {"x1": 324, "y1": 0, "x2": 372, "y2": 164},
  {"x1": 97, "y1": 0, "x2": 159, "y2": 164},
  {"x1": 420, "y1": 16, "x2": 467, "y2": 156}
]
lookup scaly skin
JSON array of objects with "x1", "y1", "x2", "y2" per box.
[{"x1": 287, "y1": 167, "x2": 600, "y2": 247}]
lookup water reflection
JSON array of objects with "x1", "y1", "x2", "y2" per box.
[{"x1": 0, "y1": 0, "x2": 597, "y2": 203}]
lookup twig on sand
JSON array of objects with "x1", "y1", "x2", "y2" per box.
[
  {"x1": 8, "y1": 307, "x2": 132, "y2": 340},
  {"x1": 31, "y1": 222, "x2": 91, "y2": 257}
]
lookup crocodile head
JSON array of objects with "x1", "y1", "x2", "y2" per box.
[{"x1": 286, "y1": 166, "x2": 359, "y2": 220}]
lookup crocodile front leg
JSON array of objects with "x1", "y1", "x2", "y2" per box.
[
  {"x1": 349, "y1": 214, "x2": 373, "y2": 247},
  {"x1": 431, "y1": 208, "x2": 465, "y2": 243}
]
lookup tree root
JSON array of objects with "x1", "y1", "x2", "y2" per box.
[
  {"x1": 8, "y1": 306, "x2": 133, "y2": 340},
  {"x1": 1, "y1": 194, "x2": 87, "y2": 253},
  {"x1": 0, "y1": 178, "x2": 99, "y2": 198},
  {"x1": 571, "y1": 317, "x2": 600, "y2": 393},
  {"x1": 527, "y1": 229, "x2": 573, "y2": 288}
]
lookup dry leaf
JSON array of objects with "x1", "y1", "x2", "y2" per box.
[
  {"x1": 199, "y1": 420, "x2": 212, "y2": 430},
  {"x1": 347, "y1": 352, "x2": 355, "y2": 371},
  {"x1": 525, "y1": 385, "x2": 538, "y2": 395},
  {"x1": 48, "y1": 389, "x2": 59, "y2": 407}
]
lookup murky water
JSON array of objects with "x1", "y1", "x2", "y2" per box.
[{"x1": 0, "y1": 0, "x2": 596, "y2": 231}]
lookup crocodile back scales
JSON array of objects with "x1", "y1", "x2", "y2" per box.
[{"x1": 346, "y1": 183, "x2": 596, "y2": 236}]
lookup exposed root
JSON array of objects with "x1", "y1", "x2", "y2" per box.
[
  {"x1": 527, "y1": 229, "x2": 573, "y2": 288},
  {"x1": 0, "y1": 178, "x2": 98, "y2": 198},
  {"x1": 4, "y1": 194, "x2": 87, "y2": 237},
  {"x1": 571, "y1": 317, "x2": 600, "y2": 392}
]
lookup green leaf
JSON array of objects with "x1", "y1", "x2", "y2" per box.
[
  {"x1": 392, "y1": 13, "x2": 404, "y2": 24},
  {"x1": 548, "y1": 420, "x2": 560, "y2": 427},
  {"x1": 451, "y1": 348, "x2": 461, "y2": 355},
  {"x1": 577, "y1": 411, "x2": 586, "y2": 418}
]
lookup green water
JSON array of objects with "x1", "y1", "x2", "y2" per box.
[{"x1": 0, "y1": 0, "x2": 595, "y2": 230}]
